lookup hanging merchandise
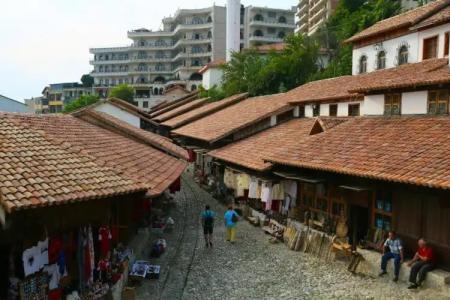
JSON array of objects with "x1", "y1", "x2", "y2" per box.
[
  {"x1": 22, "y1": 245, "x2": 40, "y2": 277},
  {"x1": 283, "y1": 180, "x2": 298, "y2": 203},
  {"x1": 272, "y1": 183, "x2": 285, "y2": 201},
  {"x1": 223, "y1": 168, "x2": 236, "y2": 189},
  {"x1": 236, "y1": 173, "x2": 250, "y2": 197},
  {"x1": 283, "y1": 195, "x2": 292, "y2": 215},
  {"x1": 248, "y1": 177, "x2": 259, "y2": 199},
  {"x1": 37, "y1": 238, "x2": 49, "y2": 268},
  {"x1": 261, "y1": 182, "x2": 273, "y2": 211},
  {"x1": 43, "y1": 263, "x2": 62, "y2": 291},
  {"x1": 98, "y1": 227, "x2": 112, "y2": 258}
]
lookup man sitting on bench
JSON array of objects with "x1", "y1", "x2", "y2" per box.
[
  {"x1": 379, "y1": 230, "x2": 404, "y2": 282},
  {"x1": 407, "y1": 238, "x2": 436, "y2": 289}
]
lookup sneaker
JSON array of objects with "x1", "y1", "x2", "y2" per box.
[
  {"x1": 393, "y1": 276, "x2": 398, "y2": 282},
  {"x1": 407, "y1": 284, "x2": 418, "y2": 289},
  {"x1": 378, "y1": 271, "x2": 387, "y2": 277}
]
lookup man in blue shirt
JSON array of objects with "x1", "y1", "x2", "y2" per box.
[
  {"x1": 224, "y1": 205, "x2": 239, "y2": 243},
  {"x1": 201, "y1": 205, "x2": 216, "y2": 248},
  {"x1": 379, "y1": 230, "x2": 404, "y2": 282}
]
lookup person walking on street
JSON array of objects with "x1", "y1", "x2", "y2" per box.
[
  {"x1": 379, "y1": 230, "x2": 404, "y2": 282},
  {"x1": 201, "y1": 205, "x2": 215, "y2": 248},
  {"x1": 407, "y1": 238, "x2": 436, "y2": 289},
  {"x1": 224, "y1": 205, "x2": 239, "y2": 244}
]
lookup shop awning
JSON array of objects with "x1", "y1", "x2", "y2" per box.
[
  {"x1": 339, "y1": 185, "x2": 371, "y2": 192},
  {"x1": 273, "y1": 171, "x2": 325, "y2": 184}
]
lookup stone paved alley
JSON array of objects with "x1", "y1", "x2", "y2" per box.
[{"x1": 133, "y1": 175, "x2": 450, "y2": 300}]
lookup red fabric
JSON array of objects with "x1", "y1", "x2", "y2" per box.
[
  {"x1": 48, "y1": 289, "x2": 62, "y2": 300},
  {"x1": 169, "y1": 178, "x2": 181, "y2": 193},
  {"x1": 188, "y1": 150, "x2": 196, "y2": 163},
  {"x1": 98, "y1": 227, "x2": 112, "y2": 258},
  {"x1": 97, "y1": 259, "x2": 110, "y2": 272},
  {"x1": 418, "y1": 246, "x2": 436, "y2": 263},
  {"x1": 48, "y1": 237, "x2": 62, "y2": 264},
  {"x1": 271, "y1": 200, "x2": 281, "y2": 212}
]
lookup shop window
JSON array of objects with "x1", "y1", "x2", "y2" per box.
[
  {"x1": 423, "y1": 36, "x2": 438, "y2": 60},
  {"x1": 312, "y1": 104, "x2": 320, "y2": 117},
  {"x1": 329, "y1": 104, "x2": 338, "y2": 117},
  {"x1": 384, "y1": 93, "x2": 401, "y2": 115},
  {"x1": 398, "y1": 45, "x2": 409, "y2": 65},
  {"x1": 428, "y1": 90, "x2": 449, "y2": 115},
  {"x1": 348, "y1": 103, "x2": 360, "y2": 116},
  {"x1": 373, "y1": 190, "x2": 393, "y2": 230},
  {"x1": 377, "y1": 51, "x2": 386, "y2": 70},
  {"x1": 359, "y1": 55, "x2": 367, "y2": 74}
]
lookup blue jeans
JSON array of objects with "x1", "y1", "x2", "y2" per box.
[{"x1": 381, "y1": 252, "x2": 401, "y2": 277}]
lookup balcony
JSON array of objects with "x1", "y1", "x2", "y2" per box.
[
  {"x1": 309, "y1": 0, "x2": 326, "y2": 13},
  {"x1": 131, "y1": 56, "x2": 172, "y2": 63},
  {"x1": 172, "y1": 51, "x2": 212, "y2": 61},
  {"x1": 127, "y1": 20, "x2": 212, "y2": 38},
  {"x1": 131, "y1": 43, "x2": 174, "y2": 50},
  {"x1": 249, "y1": 19, "x2": 296, "y2": 29},
  {"x1": 90, "y1": 59, "x2": 129, "y2": 65},
  {"x1": 173, "y1": 38, "x2": 212, "y2": 49},
  {"x1": 91, "y1": 71, "x2": 129, "y2": 77},
  {"x1": 89, "y1": 46, "x2": 130, "y2": 54},
  {"x1": 248, "y1": 35, "x2": 284, "y2": 43}
]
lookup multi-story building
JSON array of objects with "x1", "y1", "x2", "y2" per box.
[
  {"x1": 26, "y1": 82, "x2": 93, "y2": 114},
  {"x1": 0, "y1": 94, "x2": 30, "y2": 113},
  {"x1": 296, "y1": 0, "x2": 339, "y2": 36},
  {"x1": 90, "y1": 4, "x2": 296, "y2": 110},
  {"x1": 241, "y1": 5, "x2": 297, "y2": 49}
]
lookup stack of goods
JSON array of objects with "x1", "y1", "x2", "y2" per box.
[
  {"x1": 129, "y1": 261, "x2": 160, "y2": 280},
  {"x1": 283, "y1": 224, "x2": 334, "y2": 261}
]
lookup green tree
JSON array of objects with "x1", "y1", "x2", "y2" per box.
[
  {"x1": 108, "y1": 84, "x2": 134, "y2": 103},
  {"x1": 310, "y1": 0, "x2": 401, "y2": 80},
  {"x1": 80, "y1": 74, "x2": 94, "y2": 87},
  {"x1": 63, "y1": 95, "x2": 99, "y2": 113},
  {"x1": 222, "y1": 34, "x2": 319, "y2": 96}
]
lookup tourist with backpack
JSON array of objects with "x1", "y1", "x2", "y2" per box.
[
  {"x1": 201, "y1": 205, "x2": 216, "y2": 248},
  {"x1": 224, "y1": 205, "x2": 239, "y2": 244}
]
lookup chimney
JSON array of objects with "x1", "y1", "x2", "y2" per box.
[{"x1": 226, "y1": 0, "x2": 241, "y2": 62}]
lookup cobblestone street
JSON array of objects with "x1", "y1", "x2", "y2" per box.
[{"x1": 135, "y1": 175, "x2": 450, "y2": 300}]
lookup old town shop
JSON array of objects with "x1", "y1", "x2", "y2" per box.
[{"x1": 0, "y1": 191, "x2": 150, "y2": 299}]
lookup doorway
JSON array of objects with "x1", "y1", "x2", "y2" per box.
[{"x1": 349, "y1": 204, "x2": 369, "y2": 250}]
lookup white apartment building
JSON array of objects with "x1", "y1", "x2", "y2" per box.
[
  {"x1": 296, "y1": 0, "x2": 338, "y2": 36},
  {"x1": 241, "y1": 5, "x2": 297, "y2": 48},
  {"x1": 90, "y1": 4, "x2": 296, "y2": 110}
]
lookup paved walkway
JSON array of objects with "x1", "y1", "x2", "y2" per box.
[{"x1": 135, "y1": 175, "x2": 450, "y2": 300}]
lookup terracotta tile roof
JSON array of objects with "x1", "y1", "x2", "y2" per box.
[
  {"x1": 150, "y1": 94, "x2": 199, "y2": 118},
  {"x1": 172, "y1": 93, "x2": 294, "y2": 143},
  {"x1": 266, "y1": 116, "x2": 450, "y2": 190},
  {"x1": 108, "y1": 97, "x2": 153, "y2": 120},
  {"x1": 0, "y1": 114, "x2": 146, "y2": 213},
  {"x1": 349, "y1": 58, "x2": 450, "y2": 93},
  {"x1": 208, "y1": 118, "x2": 347, "y2": 172},
  {"x1": 7, "y1": 114, "x2": 187, "y2": 199},
  {"x1": 161, "y1": 93, "x2": 248, "y2": 129},
  {"x1": 199, "y1": 59, "x2": 226, "y2": 74},
  {"x1": 345, "y1": 0, "x2": 449, "y2": 44},
  {"x1": 149, "y1": 91, "x2": 199, "y2": 113},
  {"x1": 287, "y1": 75, "x2": 363, "y2": 104},
  {"x1": 152, "y1": 98, "x2": 208, "y2": 122},
  {"x1": 163, "y1": 85, "x2": 190, "y2": 95},
  {"x1": 73, "y1": 109, "x2": 189, "y2": 160},
  {"x1": 414, "y1": 4, "x2": 450, "y2": 29},
  {"x1": 75, "y1": 97, "x2": 157, "y2": 126}
]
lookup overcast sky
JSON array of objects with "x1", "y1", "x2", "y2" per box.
[{"x1": 0, "y1": 0, "x2": 296, "y2": 101}]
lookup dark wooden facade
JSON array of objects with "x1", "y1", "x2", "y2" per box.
[{"x1": 273, "y1": 166, "x2": 450, "y2": 270}]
